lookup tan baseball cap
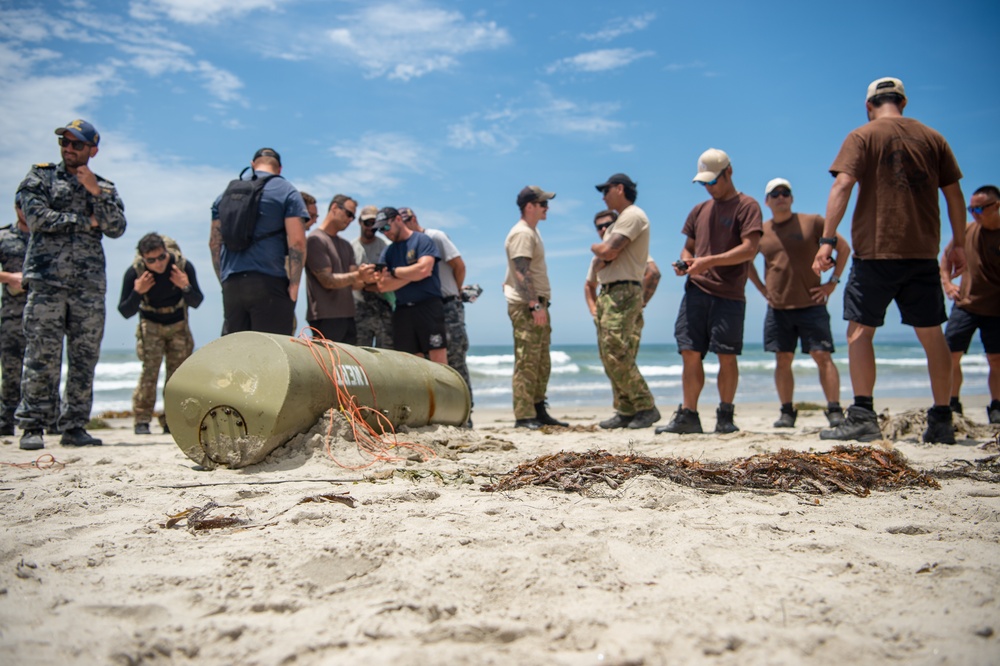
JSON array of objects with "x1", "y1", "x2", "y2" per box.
[
  {"x1": 765, "y1": 177, "x2": 792, "y2": 196},
  {"x1": 359, "y1": 205, "x2": 378, "y2": 221},
  {"x1": 693, "y1": 148, "x2": 730, "y2": 183},
  {"x1": 866, "y1": 77, "x2": 906, "y2": 102}
]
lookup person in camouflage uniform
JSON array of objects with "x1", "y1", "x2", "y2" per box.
[
  {"x1": 399, "y1": 207, "x2": 474, "y2": 420},
  {"x1": 591, "y1": 175, "x2": 660, "y2": 430},
  {"x1": 503, "y1": 186, "x2": 567, "y2": 430},
  {"x1": 15, "y1": 119, "x2": 126, "y2": 450},
  {"x1": 0, "y1": 194, "x2": 31, "y2": 436},
  {"x1": 118, "y1": 233, "x2": 203, "y2": 435},
  {"x1": 352, "y1": 205, "x2": 394, "y2": 348}
]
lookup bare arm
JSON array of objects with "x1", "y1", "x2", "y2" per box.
[
  {"x1": 685, "y1": 233, "x2": 761, "y2": 278},
  {"x1": 448, "y1": 255, "x2": 466, "y2": 290},
  {"x1": 675, "y1": 237, "x2": 696, "y2": 275},
  {"x1": 377, "y1": 255, "x2": 436, "y2": 292},
  {"x1": 591, "y1": 232, "x2": 631, "y2": 262},
  {"x1": 642, "y1": 259, "x2": 661, "y2": 306},
  {"x1": 585, "y1": 278, "x2": 598, "y2": 317},
  {"x1": 285, "y1": 216, "x2": 307, "y2": 302},
  {"x1": 312, "y1": 264, "x2": 366, "y2": 291},
  {"x1": 209, "y1": 218, "x2": 223, "y2": 281},
  {"x1": 814, "y1": 172, "x2": 857, "y2": 274},
  {"x1": 747, "y1": 262, "x2": 767, "y2": 299},
  {"x1": 941, "y1": 181, "x2": 967, "y2": 278}
]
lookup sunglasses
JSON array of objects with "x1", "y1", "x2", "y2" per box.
[
  {"x1": 337, "y1": 204, "x2": 356, "y2": 221},
  {"x1": 58, "y1": 137, "x2": 92, "y2": 150},
  {"x1": 698, "y1": 176, "x2": 720, "y2": 187},
  {"x1": 362, "y1": 218, "x2": 377, "y2": 226},
  {"x1": 968, "y1": 202, "x2": 998, "y2": 215},
  {"x1": 143, "y1": 252, "x2": 168, "y2": 265},
  {"x1": 377, "y1": 223, "x2": 392, "y2": 233},
  {"x1": 533, "y1": 200, "x2": 548, "y2": 208},
  {"x1": 596, "y1": 221, "x2": 614, "y2": 231},
  {"x1": 769, "y1": 189, "x2": 792, "y2": 198}
]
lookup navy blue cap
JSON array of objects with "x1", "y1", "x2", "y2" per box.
[{"x1": 55, "y1": 119, "x2": 100, "y2": 146}]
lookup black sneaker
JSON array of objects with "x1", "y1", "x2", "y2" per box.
[
  {"x1": 820, "y1": 405, "x2": 880, "y2": 441},
  {"x1": 134, "y1": 423, "x2": 151, "y2": 435},
  {"x1": 514, "y1": 418, "x2": 542, "y2": 430},
  {"x1": 825, "y1": 407, "x2": 845, "y2": 427},
  {"x1": 20, "y1": 430, "x2": 44, "y2": 451},
  {"x1": 773, "y1": 410, "x2": 797, "y2": 428},
  {"x1": 599, "y1": 413, "x2": 632, "y2": 429},
  {"x1": 61, "y1": 427, "x2": 103, "y2": 447},
  {"x1": 923, "y1": 407, "x2": 956, "y2": 444},
  {"x1": 628, "y1": 407, "x2": 661, "y2": 429},
  {"x1": 988, "y1": 403, "x2": 1000, "y2": 425},
  {"x1": 655, "y1": 406, "x2": 703, "y2": 435},
  {"x1": 162, "y1": 422, "x2": 171, "y2": 434},
  {"x1": 715, "y1": 406, "x2": 739, "y2": 434},
  {"x1": 0, "y1": 424, "x2": 14, "y2": 437}
]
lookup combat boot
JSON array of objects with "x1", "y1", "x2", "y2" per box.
[
  {"x1": 820, "y1": 405, "x2": 880, "y2": 441},
  {"x1": 599, "y1": 413, "x2": 631, "y2": 429},
  {"x1": 922, "y1": 406, "x2": 956, "y2": 445},
  {"x1": 20, "y1": 430, "x2": 44, "y2": 451},
  {"x1": 61, "y1": 427, "x2": 103, "y2": 447},
  {"x1": 534, "y1": 401, "x2": 568, "y2": 427},
  {"x1": 514, "y1": 418, "x2": 542, "y2": 430},
  {"x1": 989, "y1": 401, "x2": 1000, "y2": 425},
  {"x1": 134, "y1": 423, "x2": 151, "y2": 435},
  {"x1": 655, "y1": 405, "x2": 703, "y2": 435},
  {"x1": 949, "y1": 397, "x2": 963, "y2": 415},
  {"x1": 628, "y1": 407, "x2": 661, "y2": 429},
  {"x1": 773, "y1": 407, "x2": 797, "y2": 428},
  {"x1": 825, "y1": 406, "x2": 845, "y2": 427},
  {"x1": 0, "y1": 424, "x2": 14, "y2": 437},
  {"x1": 715, "y1": 403, "x2": 739, "y2": 434}
]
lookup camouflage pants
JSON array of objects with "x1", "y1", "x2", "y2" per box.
[
  {"x1": 508, "y1": 302, "x2": 552, "y2": 420},
  {"x1": 356, "y1": 294, "x2": 394, "y2": 349},
  {"x1": 17, "y1": 285, "x2": 104, "y2": 431},
  {"x1": 596, "y1": 283, "x2": 654, "y2": 415},
  {"x1": 134, "y1": 317, "x2": 194, "y2": 425},
  {"x1": 443, "y1": 298, "x2": 473, "y2": 405},
  {"x1": 0, "y1": 298, "x2": 26, "y2": 428}
]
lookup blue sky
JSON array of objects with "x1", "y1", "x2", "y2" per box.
[{"x1": 2, "y1": 0, "x2": 998, "y2": 350}]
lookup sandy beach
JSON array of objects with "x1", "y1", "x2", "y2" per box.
[{"x1": 1, "y1": 397, "x2": 998, "y2": 665}]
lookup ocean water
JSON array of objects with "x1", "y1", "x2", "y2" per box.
[{"x1": 85, "y1": 340, "x2": 991, "y2": 415}]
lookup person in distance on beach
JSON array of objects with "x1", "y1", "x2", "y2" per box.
[
  {"x1": 657, "y1": 149, "x2": 762, "y2": 436},
  {"x1": 16, "y1": 119, "x2": 127, "y2": 450},
  {"x1": 940, "y1": 185, "x2": 1000, "y2": 424},
  {"x1": 747, "y1": 177, "x2": 850, "y2": 429},
  {"x1": 352, "y1": 205, "x2": 395, "y2": 349},
  {"x1": 504, "y1": 186, "x2": 566, "y2": 430},
  {"x1": 585, "y1": 210, "x2": 661, "y2": 319},
  {"x1": 814, "y1": 77, "x2": 967, "y2": 444},
  {"x1": 590, "y1": 174, "x2": 660, "y2": 430},
  {"x1": 0, "y1": 194, "x2": 31, "y2": 437}
]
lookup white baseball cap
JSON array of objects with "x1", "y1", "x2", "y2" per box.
[
  {"x1": 693, "y1": 148, "x2": 731, "y2": 183},
  {"x1": 866, "y1": 77, "x2": 906, "y2": 102},
  {"x1": 765, "y1": 178, "x2": 792, "y2": 196}
]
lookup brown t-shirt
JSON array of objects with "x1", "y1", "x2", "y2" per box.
[
  {"x1": 681, "y1": 193, "x2": 763, "y2": 301},
  {"x1": 957, "y1": 222, "x2": 1000, "y2": 317},
  {"x1": 830, "y1": 116, "x2": 962, "y2": 260},
  {"x1": 305, "y1": 230, "x2": 356, "y2": 320},
  {"x1": 758, "y1": 213, "x2": 825, "y2": 310}
]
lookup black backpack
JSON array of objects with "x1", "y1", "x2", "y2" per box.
[{"x1": 217, "y1": 167, "x2": 283, "y2": 252}]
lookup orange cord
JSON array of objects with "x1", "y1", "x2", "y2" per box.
[
  {"x1": 291, "y1": 329, "x2": 437, "y2": 470},
  {"x1": 0, "y1": 453, "x2": 65, "y2": 471}
]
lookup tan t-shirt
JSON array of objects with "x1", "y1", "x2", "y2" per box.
[
  {"x1": 829, "y1": 116, "x2": 963, "y2": 260},
  {"x1": 595, "y1": 204, "x2": 650, "y2": 284},
  {"x1": 587, "y1": 255, "x2": 654, "y2": 284},
  {"x1": 681, "y1": 193, "x2": 763, "y2": 301},
  {"x1": 503, "y1": 219, "x2": 550, "y2": 304},
  {"x1": 758, "y1": 213, "x2": 825, "y2": 310},
  {"x1": 957, "y1": 221, "x2": 1000, "y2": 316}
]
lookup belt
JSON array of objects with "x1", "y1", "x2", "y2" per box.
[
  {"x1": 442, "y1": 295, "x2": 459, "y2": 303},
  {"x1": 603, "y1": 280, "x2": 640, "y2": 288}
]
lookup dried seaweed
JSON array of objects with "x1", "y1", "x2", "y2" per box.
[
  {"x1": 297, "y1": 492, "x2": 357, "y2": 508},
  {"x1": 162, "y1": 501, "x2": 248, "y2": 531},
  {"x1": 927, "y1": 455, "x2": 1000, "y2": 484},
  {"x1": 481, "y1": 446, "x2": 940, "y2": 497}
]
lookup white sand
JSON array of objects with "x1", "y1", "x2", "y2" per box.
[{"x1": 1, "y1": 397, "x2": 998, "y2": 665}]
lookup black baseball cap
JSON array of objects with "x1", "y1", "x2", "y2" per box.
[
  {"x1": 595, "y1": 173, "x2": 637, "y2": 192},
  {"x1": 252, "y1": 147, "x2": 281, "y2": 166}
]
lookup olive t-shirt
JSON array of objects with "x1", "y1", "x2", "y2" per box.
[
  {"x1": 681, "y1": 193, "x2": 763, "y2": 301},
  {"x1": 957, "y1": 221, "x2": 1000, "y2": 317},
  {"x1": 829, "y1": 116, "x2": 962, "y2": 260},
  {"x1": 503, "y1": 219, "x2": 550, "y2": 304},
  {"x1": 595, "y1": 204, "x2": 650, "y2": 284},
  {"x1": 758, "y1": 213, "x2": 826, "y2": 310}
]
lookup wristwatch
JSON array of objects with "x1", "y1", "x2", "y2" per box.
[
  {"x1": 819, "y1": 237, "x2": 838, "y2": 246},
  {"x1": 529, "y1": 302, "x2": 543, "y2": 312},
  {"x1": 181, "y1": 285, "x2": 192, "y2": 293},
  {"x1": 389, "y1": 266, "x2": 397, "y2": 279},
  {"x1": 829, "y1": 275, "x2": 840, "y2": 284}
]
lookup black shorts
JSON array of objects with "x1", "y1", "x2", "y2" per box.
[
  {"x1": 393, "y1": 298, "x2": 446, "y2": 355},
  {"x1": 222, "y1": 272, "x2": 294, "y2": 335},
  {"x1": 764, "y1": 305, "x2": 835, "y2": 354},
  {"x1": 843, "y1": 258, "x2": 946, "y2": 328},
  {"x1": 307, "y1": 318, "x2": 358, "y2": 346},
  {"x1": 945, "y1": 306, "x2": 1000, "y2": 354},
  {"x1": 674, "y1": 282, "x2": 746, "y2": 356}
]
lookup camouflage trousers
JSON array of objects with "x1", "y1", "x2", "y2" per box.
[
  {"x1": 17, "y1": 284, "x2": 103, "y2": 431},
  {"x1": 0, "y1": 297, "x2": 26, "y2": 428},
  {"x1": 596, "y1": 282, "x2": 654, "y2": 415},
  {"x1": 508, "y1": 302, "x2": 552, "y2": 420},
  {"x1": 134, "y1": 317, "x2": 194, "y2": 425},
  {"x1": 443, "y1": 298, "x2": 473, "y2": 405},
  {"x1": 355, "y1": 294, "x2": 394, "y2": 349}
]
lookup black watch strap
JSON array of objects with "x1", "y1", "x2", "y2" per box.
[{"x1": 819, "y1": 237, "x2": 837, "y2": 246}]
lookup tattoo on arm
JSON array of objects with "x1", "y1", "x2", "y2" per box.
[
  {"x1": 642, "y1": 266, "x2": 661, "y2": 305},
  {"x1": 512, "y1": 256, "x2": 536, "y2": 302},
  {"x1": 606, "y1": 233, "x2": 630, "y2": 251},
  {"x1": 287, "y1": 247, "x2": 304, "y2": 287},
  {"x1": 209, "y1": 220, "x2": 223, "y2": 280}
]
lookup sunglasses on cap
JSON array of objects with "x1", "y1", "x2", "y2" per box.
[
  {"x1": 968, "y1": 201, "x2": 998, "y2": 215},
  {"x1": 58, "y1": 137, "x2": 92, "y2": 150}
]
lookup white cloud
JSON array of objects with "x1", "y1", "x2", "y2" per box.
[
  {"x1": 664, "y1": 60, "x2": 708, "y2": 72},
  {"x1": 300, "y1": 133, "x2": 434, "y2": 198},
  {"x1": 325, "y1": 2, "x2": 510, "y2": 81},
  {"x1": 129, "y1": 0, "x2": 287, "y2": 25},
  {"x1": 581, "y1": 13, "x2": 655, "y2": 42},
  {"x1": 545, "y1": 48, "x2": 654, "y2": 74}
]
